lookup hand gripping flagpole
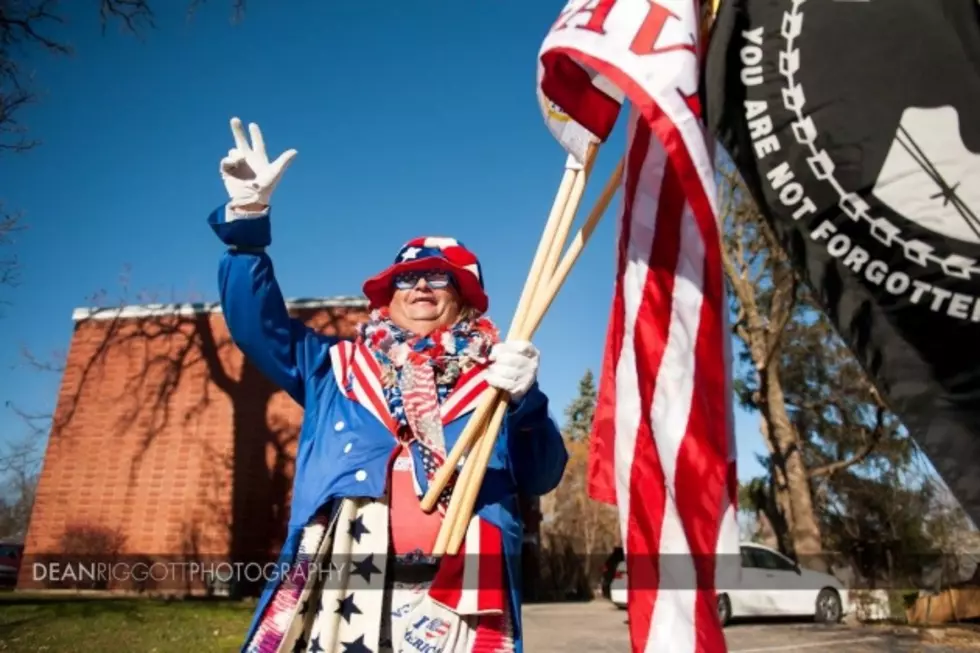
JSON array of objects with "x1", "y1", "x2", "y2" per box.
[
  {"x1": 419, "y1": 147, "x2": 593, "y2": 517},
  {"x1": 430, "y1": 153, "x2": 626, "y2": 556},
  {"x1": 427, "y1": 145, "x2": 598, "y2": 554}
]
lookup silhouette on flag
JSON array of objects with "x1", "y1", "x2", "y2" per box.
[
  {"x1": 537, "y1": 1, "x2": 739, "y2": 651},
  {"x1": 703, "y1": 0, "x2": 980, "y2": 525}
]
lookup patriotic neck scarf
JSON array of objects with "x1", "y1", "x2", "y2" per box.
[{"x1": 356, "y1": 307, "x2": 499, "y2": 455}]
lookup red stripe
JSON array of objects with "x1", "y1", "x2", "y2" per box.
[
  {"x1": 429, "y1": 548, "x2": 464, "y2": 609},
  {"x1": 677, "y1": 187, "x2": 729, "y2": 652},
  {"x1": 539, "y1": 51, "x2": 621, "y2": 138},
  {"x1": 442, "y1": 378, "x2": 488, "y2": 424},
  {"x1": 472, "y1": 603, "x2": 510, "y2": 652},
  {"x1": 404, "y1": 387, "x2": 439, "y2": 415},
  {"x1": 727, "y1": 460, "x2": 738, "y2": 509},
  {"x1": 586, "y1": 312, "x2": 622, "y2": 505},
  {"x1": 476, "y1": 520, "x2": 505, "y2": 613},
  {"x1": 350, "y1": 352, "x2": 397, "y2": 433},
  {"x1": 471, "y1": 617, "x2": 507, "y2": 653},
  {"x1": 587, "y1": 116, "x2": 647, "y2": 507},
  {"x1": 449, "y1": 362, "x2": 483, "y2": 394},
  {"x1": 357, "y1": 342, "x2": 387, "y2": 384},
  {"x1": 626, "y1": 123, "x2": 686, "y2": 653},
  {"x1": 429, "y1": 520, "x2": 507, "y2": 616},
  {"x1": 338, "y1": 343, "x2": 353, "y2": 399},
  {"x1": 441, "y1": 364, "x2": 485, "y2": 418},
  {"x1": 547, "y1": 48, "x2": 716, "y2": 247}
]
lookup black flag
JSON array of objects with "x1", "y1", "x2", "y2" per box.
[{"x1": 703, "y1": 0, "x2": 980, "y2": 524}]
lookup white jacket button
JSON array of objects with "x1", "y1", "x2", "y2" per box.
[
  {"x1": 344, "y1": 443, "x2": 353, "y2": 454},
  {"x1": 354, "y1": 470, "x2": 367, "y2": 482},
  {"x1": 334, "y1": 420, "x2": 345, "y2": 431}
]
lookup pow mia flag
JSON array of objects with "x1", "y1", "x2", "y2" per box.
[{"x1": 704, "y1": 0, "x2": 980, "y2": 524}]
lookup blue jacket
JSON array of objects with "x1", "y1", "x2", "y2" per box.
[{"x1": 208, "y1": 203, "x2": 569, "y2": 652}]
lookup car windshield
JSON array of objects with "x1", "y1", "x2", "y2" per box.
[{"x1": 741, "y1": 546, "x2": 797, "y2": 571}]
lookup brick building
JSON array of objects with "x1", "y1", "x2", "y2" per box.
[{"x1": 19, "y1": 297, "x2": 541, "y2": 595}]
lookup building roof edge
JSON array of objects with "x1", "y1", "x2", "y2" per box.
[{"x1": 71, "y1": 296, "x2": 370, "y2": 322}]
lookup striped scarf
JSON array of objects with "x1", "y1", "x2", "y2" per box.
[
  {"x1": 357, "y1": 308, "x2": 499, "y2": 512},
  {"x1": 357, "y1": 307, "x2": 499, "y2": 430}
]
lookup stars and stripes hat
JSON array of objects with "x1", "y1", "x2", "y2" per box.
[{"x1": 362, "y1": 237, "x2": 489, "y2": 313}]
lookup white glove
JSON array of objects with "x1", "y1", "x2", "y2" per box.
[
  {"x1": 486, "y1": 341, "x2": 539, "y2": 403},
  {"x1": 220, "y1": 117, "x2": 297, "y2": 213}
]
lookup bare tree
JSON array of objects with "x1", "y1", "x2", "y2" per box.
[
  {"x1": 539, "y1": 371, "x2": 619, "y2": 600},
  {"x1": 0, "y1": 406, "x2": 40, "y2": 542},
  {"x1": 0, "y1": 0, "x2": 245, "y2": 304},
  {"x1": 0, "y1": 464, "x2": 36, "y2": 540},
  {"x1": 0, "y1": 0, "x2": 247, "y2": 545},
  {"x1": 0, "y1": 211, "x2": 22, "y2": 293},
  {"x1": 540, "y1": 440, "x2": 618, "y2": 600},
  {"x1": 719, "y1": 162, "x2": 822, "y2": 567},
  {"x1": 719, "y1": 162, "x2": 910, "y2": 573}
]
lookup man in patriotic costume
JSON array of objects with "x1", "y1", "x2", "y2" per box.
[{"x1": 207, "y1": 117, "x2": 569, "y2": 653}]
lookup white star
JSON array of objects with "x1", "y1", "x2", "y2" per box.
[
  {"x1": 400, "y1": 246, "x2": 422, "y2": 261},
  {"x1": 424, "y1": 237, "x2": 457, "y2": 249}
]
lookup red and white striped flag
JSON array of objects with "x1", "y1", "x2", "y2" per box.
[{"x1": 537, "y1": 2, "x2": 740, "y2": 652}]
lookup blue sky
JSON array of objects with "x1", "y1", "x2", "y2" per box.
[{"x1": 0, "y1": 0, "x2": 768, "y2": 484}]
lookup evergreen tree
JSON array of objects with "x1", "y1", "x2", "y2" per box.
[
  {"x1": 564, "y1": 369, "x2": 597, "y2": 440},
  {"x1": 540, "y1": 368, "x2": 617, "y2": 600}
]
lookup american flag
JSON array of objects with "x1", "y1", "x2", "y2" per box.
[
  {"x1": 537, "y1": 2, "x2": 740, "y2": 652},
  {"x1": 418, "y1": 441, "x2": 457, "y2": 513}
]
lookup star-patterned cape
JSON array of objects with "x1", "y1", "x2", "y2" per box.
[{"x1": 244, "y1": 494, "x2": 513, "y2": 653}]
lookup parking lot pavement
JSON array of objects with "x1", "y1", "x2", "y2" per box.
[{"x1": 521, "y1": 602, "x2": 980, "y2": 652}]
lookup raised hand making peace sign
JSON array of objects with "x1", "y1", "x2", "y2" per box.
[{"x1": 219, "y1": 117, "x2": 297, "y2": 211}]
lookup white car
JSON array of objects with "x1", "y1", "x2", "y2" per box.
[{"x1": 609, "y1": 542, "x2": 849, "y2": 626}]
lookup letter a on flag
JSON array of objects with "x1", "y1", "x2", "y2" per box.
[{"x1": 536, "y1": 2, "x2": 740, "y2": 652}]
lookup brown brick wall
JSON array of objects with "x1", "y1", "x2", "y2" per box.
[{"x1": 19, "y1": 299, "x2": 541, "y2": 594}]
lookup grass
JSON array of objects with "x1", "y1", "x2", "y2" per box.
[{"x1": 0, "y1": 591, "x2": 257, "y2": 653}]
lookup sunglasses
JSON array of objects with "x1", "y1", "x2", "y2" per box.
[{"x1": 393, "y1": 270, "x2": 455, "y2": 290}]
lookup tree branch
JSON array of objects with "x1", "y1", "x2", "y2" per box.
[
  {"x1": 187, "y1": 0, "x2": 247, "y2": 23},
  {"x1": 808, "y1": 405, "x2": 887, "y2": 479},
  {"x1": 99, "y1": 0, "x2": 156, "y2": 34},
  {"x1": 721, "y1": 245, "x2": 755, "y2": 317},
  {"x1": 0, "y1": 0, "x2": 70, "y2": 52},
  {"x1": 763, "y1": 272, "x2": 797, "y2": 370},
  {"x1": 0, "y1": 211, "x2": 23, "y2": 303}
]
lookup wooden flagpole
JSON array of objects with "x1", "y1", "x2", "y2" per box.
[
  {"x1": 431, "y1": 150, "x2": 595, "y2": 552},
  {"x1": 427, "y1": 148, "x2": 598, "y2": 556},
  {"x1": 442, "y1": 156, "x2": 626, "y2": 555},
  {"x1": 433, "y1": 150, "x2": 599, "y2": 550},
  {"x1": 419, "y1": 149, "x2": 590, "y2": 517}
]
